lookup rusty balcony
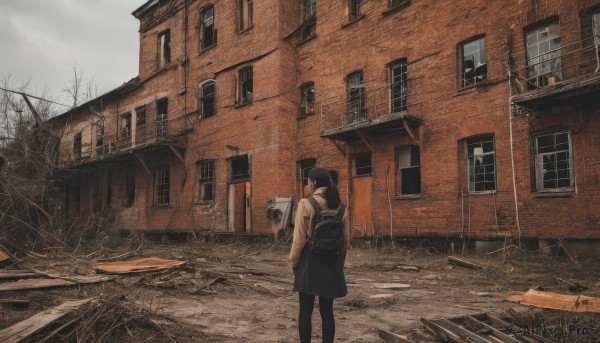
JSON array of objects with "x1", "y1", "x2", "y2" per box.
[
  {"x1": 58, "y1": 114, "x2": 191, "y2": 169},
  {"x1": 512, "y1": 35, "x2": 600, "y2": 110},
  {"x1": 319, "y1": 79, "x2": 423, "y2": 142}
]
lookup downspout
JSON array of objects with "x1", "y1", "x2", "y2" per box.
[{"x1": 508, "y1": 70, "x2": 522, "y2": 242}]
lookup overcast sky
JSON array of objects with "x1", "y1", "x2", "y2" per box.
[{"x1": 0, "y1": 0, "x2": 145, "y2": 111}]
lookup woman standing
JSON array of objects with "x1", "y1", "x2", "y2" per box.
[{"x1": 289, "y1": 167, "x2": 350, "y2": 343}]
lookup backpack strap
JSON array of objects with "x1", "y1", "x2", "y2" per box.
[
  {"x1": 307, "y1": 196, "x2": 322, "y2": 235},
  {"x1": 336, "y1": 203, "x2": 346, "y2": 220}
]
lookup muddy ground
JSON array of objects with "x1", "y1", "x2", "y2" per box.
[{"x1": 1, "y1": 235, "x2": 599, "y2": 342}]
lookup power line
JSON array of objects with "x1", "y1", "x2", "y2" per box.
[{"x1": 0, "y1": 87, "x2": 71, "y2": 108}]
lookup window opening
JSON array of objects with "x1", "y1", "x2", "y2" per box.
[
  {"x1": 136, "y1": 106, "x2": 147, "y2": 142},
  {"x1": 298, "y1": 158, "x2": 316, "y2": 189},
  {"x1": 231, "y1": 155, "x2": 250, "y2": 181},
  {"x1": 345, "y1": 71, "x2": 366, "y2": 124},
  {"x1": 200, "y1": 81, "x2": 215, "y2": 118},
  {"x1": 299, "y1": 83, "x2": 315, "y2": 116},
  {"x1": 239, "y1": 67, "x2": 253, "y2": 105},
  {"x1": 526, "y1": 23, "x2": 562, "y2": 89},
  {"x1": 390, "y1": 59, "x2": 408, "y2": 113},
  {"x1": 355, "y1": 154, "x2": 372, "y2": 176},
  {"x1": 467, "y1": 136, "x2": 496, "y2": 192},
  {"x1": 159, "y1": 30, "x2": 171, "y2": 67},
  {"x1": 349, "y1": 0, "x2": 362, "y2": 21},
  {"x1": 95, "y1": 124, "x2": 105, "y2": 155},
  {"x1": 201, "y1": 6, "x2": 216, "y2": 49},
  {"x1": 126, "y1": 170, "x2": 135, "y2": 206},
  {"x1": 156, "y1": 98, "x2": 168, "y2": 139},
  {"x1": 156, "y1": 166, "x2": 170, "y2": 205},
  {"x1": 197, "y1": 161, "x2": 215, "y2": 202},
  {"x1": 534, "y1": 131, "x2": 573, "y2": 191},
  {"x1": 73, "y1": 132, "x2": 82, "y2": 160},
  {"x1": 121, "y1": 113, "x2": 132, "y2": 139},
  {"x1": 396, "y1": 146, "x2": 421, "y2": 195},
  {"x1": 462, "y1": 37, "x2": 487, "y2": 86},
  {"x1": 240, "y1": 0, "x2": 253, "y2": 30}
]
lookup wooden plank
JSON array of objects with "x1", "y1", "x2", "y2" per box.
[
  {"x1": 463, "y1": 316, "x2": 521, "y2": 343},
  {"x1": 432, "y1": 318, "x2": 494, "y2": 343},
  {"x1": 373, "y1": 283, "x2": 410, "y2": 290},
  {"x1": 0, "y1": 275, "x2": 112, "y2": 292},
  {"x1": 448, "y1": 256, "x2": 484, "y2": 270},
  {"x1": 0, "y1": 298, "x2": 96, "y2": 343},
  {"x1": 0, "y1": 270, "x2": 36, "y2": 280},
  {"x1": 506, "y1": 289, "x2": 600, "y2": 313},
  {"x1": 378, "y1": 329, "x2": 414, "y2": 343},
  {"x1": 233, "y1": 182, "x2": 246, "y2": 233},
  {"x1": 93, "y1": 257, "x2": 185, "y2": 275},
  {"x1": 483, "y1": 314, "x2": 555, "y2": 343},
  {"x1": 352, "y1": 176, "x2": 373, "y2": 237}
]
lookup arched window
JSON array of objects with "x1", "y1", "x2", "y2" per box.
[{"x1": 199, "y1": 80, "x2": 216, "y2": 118}]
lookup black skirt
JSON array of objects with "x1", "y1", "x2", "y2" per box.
[{"x1": 293, "y1": 244, "x2": 347, "y2": 299}]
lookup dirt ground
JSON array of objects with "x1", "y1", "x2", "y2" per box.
[{"x1": 1, "y1": 235, "x2": 599, "y2": 342}]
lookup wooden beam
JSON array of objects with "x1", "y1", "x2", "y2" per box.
[
  {"x1": 331, "y1": 140, "x2": 347, "y2": 157},
  {"x1": 168, "y1": 145, "x2": 185, "y2": 164},
  {"x1": 378, "y1": 329, "x2": 414, "y2": 343},
  {"x1": 463, "y1": 316, "x2": 521, "y2": 343},
  {"x1": 0, "y1": 298, "x2": 97, "y2": 343},
  {"x1": 402, "y1": 118, "x2": 420, "y2": 146},
  {"x1": 356, "y1": 130, "x2": 373, "y2": 152},
  {"x1": 20, "y1": 93, "x2": 43, "y2": 126},
  {"x1": 134, "y1": 152, "x2": 150, "y2": 175},
  {"x1": 431, "y1": 318, "x2": 494, "y2": 343}
]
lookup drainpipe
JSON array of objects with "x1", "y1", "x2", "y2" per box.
[{"x1": 508, "y1": 70, "x2": 522, "y2": 242}]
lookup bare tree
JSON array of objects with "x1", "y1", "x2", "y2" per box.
[{"x1": 62, "y1": 62, "x2": 99, "y2": 109}]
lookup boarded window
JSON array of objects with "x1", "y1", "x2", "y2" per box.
[
  {"x1": 467, "y1": 136, "x2": 496, "y2": 192},
  {"x1": 201, "y1": 6, "x2": 217, "y2": 49},
  {"x1": 396, "y1": 146, "x2": 421, "y2": 195},
  {"x1": 156, "y1": 98, "x2": 168, "y2": 139},
  {"x1": 462, "y1": 37, "x2": 487, "y2": 87},
  {"x1": 240, "y1": 0, "x2": 253, "y2": 30},
  {"x1": 355, "y1": 154, "x2": 372, "y2": 176},
  {"x1": 299, "y1": 82, "x2": 315, "y2": 116},
  {"x1": 231, "y1": 155, "x2": 250, "y2": 181},
  {"x1": 239, "y1": 67, "x2": 253, "y2": 105},
  {"x1": 534, "y1": 131, "x2": 573, "y2": 191},
  {"x1": 200, "y1": 81, "x2": 216, "y2": 118},
  {"x1": 345, "y1": 71, "x2": 366, "y2": 124},
  {"x1": 156, "y1": 166, "x2": 170, "y2": 205},
  {"x1": 390, "y1": 59, "x2": 408, "y2": 113},
  {"x1": 159, "y1": 30, "x2": 171, "y2": 67},
  {"x1": 197, "y1": 160, "x2": 215, "y2": 202},
  {"x1": 526, "y1": 22, "x2": 562, "y2": 89}
]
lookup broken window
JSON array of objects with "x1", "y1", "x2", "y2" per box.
[
  {"x1": 298, "y1": 158, "x2": 316, "y2": 192},
  {"x1": 159, "y1": 30, "x2": 171, "y2": 67},
  {"x1": 534, "y1": 131, "x2": 573, "y2": 191},
  {"x1": 302, "y1": 0, "x2": 317, "y2": 39},
  {"x1": 467, "y1": 135, "x2": 496, "y2": 192},
  {"x1": 200, "y1": 80, "x2": 215, "y2": 118},
  {"x1": 461, "y1": 37, "x2": 487, "y2": 87},
  {"x1": 231, "y1": 155, "x2": 250, "y2": 181},
  {"x1": 156, "y1": 98, "x2": 168, "y2": 139},
  {"x1": 355, "y1": 154, "x2": 372, "y2": 176},
  {"x1": 349, "y1": 0, "x2": 362, "y2": 21},
  {"x1": 390, "y1": 59, "x2": 408, "y2": 113},
  {"x1": 156, "y1": 166, "x2": 170, "y2": 205},
  {"x1": 299, "y1": 82, "x2": 315, "y2": 116},
  {"x1": 396, "y1": 146, "x2": 421, "y2": 195},
  {"x1": 121, "y1": 113, "x2": 132, "y2": 139},
  {"x1": 201, "y1": 6, "x2": 217, "y2": 50},
  {"x1": 526, "y1": 22, "x2": 562, "y2": 89},
  {"x1": 345, "y1": 71, "x2": 366, "y2": 124},
  {"x1": 239, "y1": 67, "x2": 253, "y2": 105},
  {"x1": 126, "y1": 170, "x2": 135, "y2": 206},
  {"x1": 136, "y1": 106, "x2": 147, "y2": 142},
  {"x1": 196, "y1": 160, "x2": 215, "y2": 202},
  {"x1": 95, "y1": 123, "x2": 105, "y2": 156},
  {"x1": 240, "y1": 0, "x2": 253, "y2": 30},
  {"x1": 73, "y1": 132, "x2": 82, "y2": 160}
]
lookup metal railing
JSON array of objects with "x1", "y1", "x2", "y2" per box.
[
  {"x1": 319, "y1": 78, "x2": 421, "y2": 134},
  {"x1": 513, "y1": 36, "x2": 600, "y2": 93},
  {"x1": 58, "y1": 114, "x2": 191, "y2": 168}
]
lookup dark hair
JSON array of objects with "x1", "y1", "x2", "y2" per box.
[{"x1": 308, "y1": 167, "x2": 341, "y2": 209}]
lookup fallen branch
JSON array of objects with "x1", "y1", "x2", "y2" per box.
[{"x1": 447, "y1": 256, "x2": 484, "y2": 270}]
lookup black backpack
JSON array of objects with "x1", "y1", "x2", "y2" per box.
[{"x1": 307, "y1": 196, "x2": 345, "y2": 255}]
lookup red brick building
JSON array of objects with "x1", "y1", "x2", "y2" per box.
[{"x1": 49, "y1": 0, "x2": 600, "y2": 252}]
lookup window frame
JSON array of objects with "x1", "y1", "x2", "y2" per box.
[
  {"x1": 230, "y1": 155, "x2": 250, "y2": 182},
  {"x1": 349, "y1": 0, "x2": 363, "y2": 21},
  {"x1": 345, "y1": 71, "x2": 366, "y2": 124},
  {"x1": 196, "y1": 160, "x2": 215, "y2": 203},
  {"x1": 354, "y1": 153, "x2": 372, "y2": 176},
  {"x1": 158, "y1": 29, "x2": 171, "y2": 68},
  {"x1": 460, "y1": 36, "x2": 487, "y2": 87},
  {"x1": 389, "y1": 59, "x2": 408, "y2": 113},
  {"x1": 95, "y1": 122, "x2": 105, "y2": 155},
  {"x1": 73, "y1": 131, "x2": 82, "y2": 160},
  {"x1": 156, "y1": 98, "x2": 168, "y2": 139},
  {"x1": 121, "y1": 112, "x2": 132, "y2": 139},
  {"x1": 155, "y1": 165, "x2": 170, "y2": 206},
  {"x1": 533, "y1": 131, "x2": 574, "y2": 192},
  {"x1": 238, "y1": 66, "x2": 254, "y2": 106},
  {"x1": 200, "y1": 6, "x2": 217, "y2": 50},
  {"x1": 524, "y1": 21, "x2": 562, "y2": 89},
  {"x1": 298, "y1": 158, "x2": 316, "y2": 197},
  {"x1": 240, "y1": 0, "x2": 254, "y2": 31},
  {"x1": 466, "y1": 135, "x2": 496, "y2": 193},
  {"x1": 299, "y1": 82, "x2": 315, "y2": 117},
  {"x1": 199, "y1": 80, "x2": 216, "y2": 118},
  {"x1": 395, "y1": 145, "x2": 421, "y2": 196}
]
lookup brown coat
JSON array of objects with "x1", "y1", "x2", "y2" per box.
[{"x1": 288, "y1": 187, "x2": 350, "y2": 269}]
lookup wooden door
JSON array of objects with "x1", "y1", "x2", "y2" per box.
[
  {"x1": 352, "y1": 176, "x2": 373, "y2": 237},
  {"x1": 228, "y1": 182, "x2": 249, "y2": 232}
]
